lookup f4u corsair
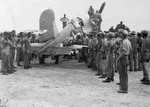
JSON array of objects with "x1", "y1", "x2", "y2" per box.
[{"x1": 30, "y1": 2, "x2": 106, "y2": 64}]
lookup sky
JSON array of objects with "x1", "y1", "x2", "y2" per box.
[{"x1": 0, "y1": 0, "x2": 150, "y2": 33}]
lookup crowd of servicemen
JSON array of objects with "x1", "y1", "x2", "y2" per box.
[
  {"x1": 72, "y1": 22, "x2": 150, "y2": 94},
  {"x1": 0, "y1": 31, "x2": 35, "y2": 75}
]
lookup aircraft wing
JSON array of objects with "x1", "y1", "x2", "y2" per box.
[{"x1": 31, "y1": 43, "x2": 88, "y2": 55}]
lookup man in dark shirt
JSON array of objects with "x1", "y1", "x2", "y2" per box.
[
  {"x1": 140, "y1": 30, "x2": 150, "y2": 85},
  {"x1": 137, "y1": 33, "x2": 143, "y2": 71},
  {"x1": 22, "y1": 33, "x2": 32, "y2": 69},
  {"x1": 128, "y1": 31, "x2": 138, "y2": 71},
  {"x1": 60, "y1": 14, "x2": 69, "y2": 28},
  {"x1": 115, "y1": 21, "x2": 125, "y2": 32}
]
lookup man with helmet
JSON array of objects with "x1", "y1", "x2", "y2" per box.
[{"x1": 103, "y1": 32, "x2": 116, "y2": 82}]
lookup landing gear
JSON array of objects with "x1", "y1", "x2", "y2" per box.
[
  {"x1": 39, "y1": 55, "x2": 46, "y2": 64},
  {"x1": 54, "y1": 55, "x2": 59, "y2": 64}
]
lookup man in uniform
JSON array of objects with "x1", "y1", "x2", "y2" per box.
[
  {"x1": 60, "y1": 14, "x2": 69, "y2": 28},
  {"x1": 137, "y1": 32, "x2": 143, "y2": 71},
  {"x1": 91, "y1": 32, "x2": 98, "y2": 71},
  {"x1": 115, "y1": 21, "x2": 125, "y2": 32},
  {"x1": 88, "y1": 6, "x2": 94, "y2": 18},
  {"x1": 117, "y1": 30, "x2": 132, "y2": 93},
  {"x1": 128, "y1": 31, "x2": 138, "y2": 71},
  {"x1": 87, "y1": 33, "x2": 94, "y2": 68},
  {"x1": 103, "y1": 32, "x2": 116, "y2": 82},
  {"x1": 95, "y1": 32, "x2": 103, "y2": 76},
  {"x1": 16, "y1": 32, "x2": 23, "y2": 66},
  {"x1": 98, "y1": 32, "x2": 108, "y2": 78},
  {"x1": 140, "y1": 30, "x2": 150, "y2": 85},
  {"x1": 0, "y1": 32, "x2": 14, "y2": 75},
  {"x1": 8, "y1": 32, "x2": 17, "y2": 72},
  {"x1": 22, "y1": 33, "x2": 32, "y2": 69},
  {"x1": 10, "y1": 30, "x2": 17, "y2": 69}
]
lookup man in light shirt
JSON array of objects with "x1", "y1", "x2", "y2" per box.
[
  {"x1": 0, "y1": 32, "x2": 12, "y2": 75},
  {"x1": 117, "y1": 29, "x2": 132, "y2": 93}
]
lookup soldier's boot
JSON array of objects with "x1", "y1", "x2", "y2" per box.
[
  {"x1": 17, "y1": 63, "x2": 22, "y2": 66},
  {"x1": 140, "y1": 77, "x2": 146, "y2": 82},
  {"x1": 103, "y1": 78, "x2": 111, "y2": 83},
  {"x1": 2, "y1": 71, "x2": 9, "y2": 75},
  {"x1": 142, "y1": 80, "x2": 150, "y2": 85},
  {"x1": 98, "y1": 74, "x2": 106, "y2": 78}
]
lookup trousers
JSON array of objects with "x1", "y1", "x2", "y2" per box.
[
  {"x1": 107, "y1": 53, "x2": 115, "y2": 78},
  {"x1": 129, "y1": 52, "x2": 137, "y2": 71},
  {"x1": 16, "y1": 48, "x2": 22, "y2": 64},
  {"x1": 1, "y1": 52, "x2": 10, "y2": 72},
  {"x1": 118, "y1": 56, "x2": 128, "y2": 90},
  {"x1": 23, "y1": 52, "x2": 30, "y2": 68},
  {"x1": 9, "y1": 48, "x2": 15, "y2": 69}
]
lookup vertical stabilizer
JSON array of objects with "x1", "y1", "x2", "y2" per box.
[{"x1": 39, "y1": 8, "x2": 58, "y2": 42}]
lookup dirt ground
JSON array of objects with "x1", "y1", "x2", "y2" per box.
[{"x1": 0, "y1": 58, "x2": 150, "y2": 107}]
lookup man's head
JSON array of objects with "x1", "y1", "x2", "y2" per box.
[
  {"x1": 141, "y1": 30, "x2": 148, "y2": 38},
  {"x1": 118, "y1": 29, "x2": 128, "y2": 39},
  {"x1": 64, "y1": 14, "x2": 66, "y2": 17},
  {"x1": 18, "y1": 32, "x2": 23, "y2": 38},
  {"x1": 130, "y1": 31, "x2": 136, "y2": 36},
  {"x1": 111, "y1": 26, "x2": 114, "y2": 29},
  {"x1": 89, "y1": 31, "x2": 96, "y2": 38},
  {"x1": 107, "y1": 32, "x2": 115, "y2": 39},
  {"x1": 11, "y1": 30, "x2": 16, "y2": 37},
  {"x1": 137, "y1": 32, "x2": 142, "y2": 38},
  {"x1": 3, "y1": 32, "x2": 9, "y2": 39},
  {"x1": 120, "y1": 21, "x2": 123, "y2": 24},
  {"x1": 26, "y1": 32, "x2": 32, "y2": 38}
]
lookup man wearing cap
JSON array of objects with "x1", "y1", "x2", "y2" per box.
[
  {"x1": 140, "y1": 30, "x2": 150, "y2": 85},
  {"x1": 117, "y1": 30, "x2": 132, "y2": 93},
  {"x1": 22, "y1": 33, "x2": 32, "y2": 69},
  {"x1": 128, "y1": 31, "x2": 138, "y2": 71},
  {"x1": 103, "y1": 32, "x2": 116, "y2": 82}
]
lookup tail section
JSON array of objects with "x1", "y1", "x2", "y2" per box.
[{"x1": 39, "y1": 8, "x2": 58, "y2": 42}]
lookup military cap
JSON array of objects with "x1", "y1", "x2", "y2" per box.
[
  {"x1": 18, "y1": 32, "x2": 23, "y2": 37},
  {"x1": 141, "y1": 30, "x2": 148, "y2": 36},
  {"x1": 130, "y1": 31, "x2": 136, "y2": 35},
  {"x1": 108, "y1": 32, "x2": 115, "y2": 38},
  {"x1": 3, "y1": 31, "x2": 9, "y2": 36}
]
